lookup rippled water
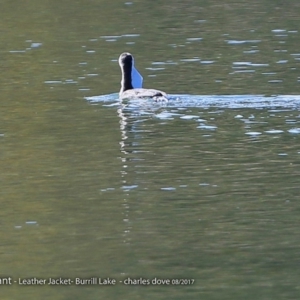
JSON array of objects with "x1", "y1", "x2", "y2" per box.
[
  {"x1": 1, "y1": 0, "x2": 300, "y2": 299},
  {"x1": 87, "y1": 94, "x2": 300, "y2": 109},
  {"x1": 86, "y1": 93, "x2": 300, "y2": 299},
  {"x1": 83, "y1": 94, "x2": 300, "y2": 299}
]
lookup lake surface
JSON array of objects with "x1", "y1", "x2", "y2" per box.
[{"x1": 1, "y1": 0, "x2": 300, "y2": 299}]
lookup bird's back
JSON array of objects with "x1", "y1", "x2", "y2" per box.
[{"x1": 120, "y1": 88, "x2": 168, "y2": 101}]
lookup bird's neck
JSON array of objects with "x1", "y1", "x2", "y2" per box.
[{"x1": 120, "y1": 64, "x2": 133, "y2": 93}]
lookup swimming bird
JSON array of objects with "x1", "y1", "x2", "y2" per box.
[{"x1": 118, "y1": 52, "x2": 168, "y2": 101}]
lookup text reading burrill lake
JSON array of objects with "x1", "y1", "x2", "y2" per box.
[{"x1": 0, "y1": 277, "x2": 195, "y2": 286}]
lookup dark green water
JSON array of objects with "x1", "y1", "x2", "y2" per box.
[{"x1": 1, "y1": 0, "x2": 300, "y2": 299}]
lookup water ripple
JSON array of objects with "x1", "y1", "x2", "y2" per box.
[{"x1": 85, "y1": 94, "x2": 300, "y2": 109}]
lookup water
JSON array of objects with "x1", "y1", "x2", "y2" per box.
[{"x1": 1, "y1": 0, "x2": 300, "y2": 299}]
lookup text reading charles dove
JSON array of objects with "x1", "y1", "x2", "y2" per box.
[{"x1": 0, "y1": 277, "x2": 195, "y2": 286}]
